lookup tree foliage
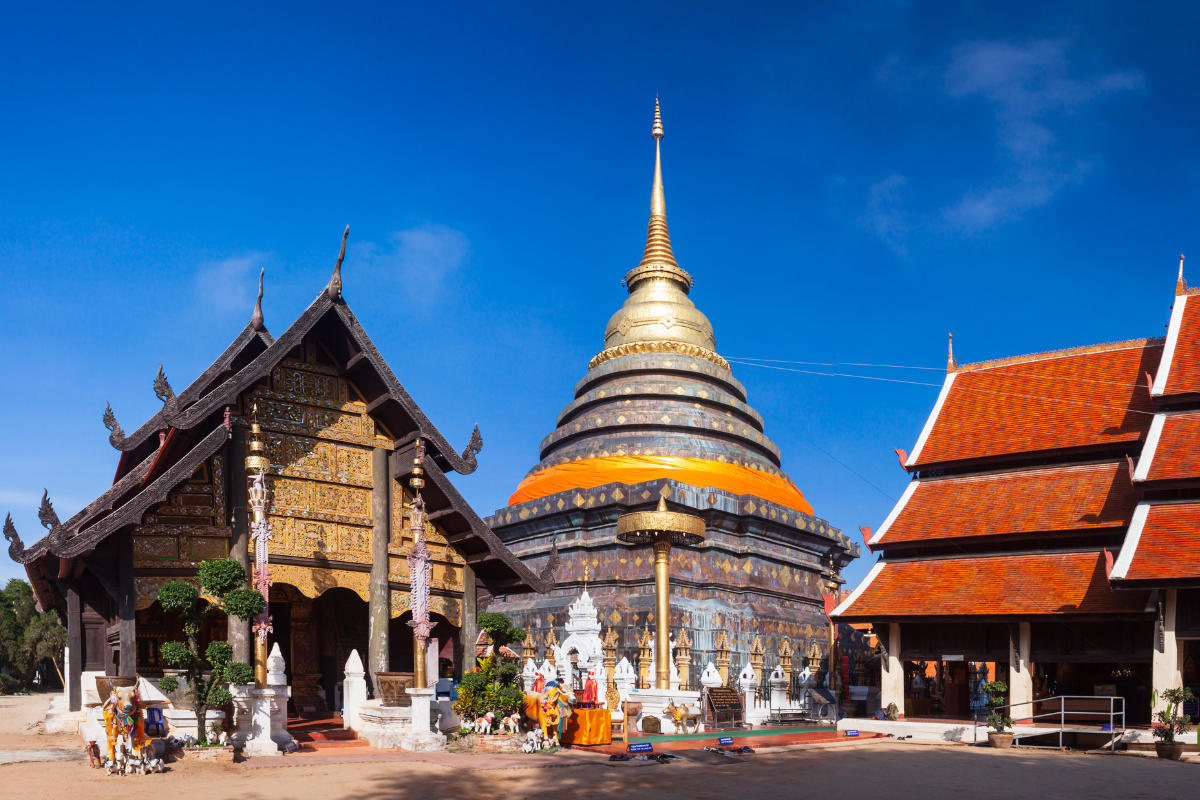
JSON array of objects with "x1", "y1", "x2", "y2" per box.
[
  {"x1": 156, "y1": 558, "x2": 263, "y2": 744},
  {"x1": 0, "y1": 579, "x2": 64, "y2": 690},
  {"x1": 476, "y1": 611, "x2": 524, "y2": 689}
]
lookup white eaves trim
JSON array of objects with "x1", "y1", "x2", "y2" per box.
[
  {"x1": 870, "y1": 480, "x2": 919, "y2": 545},
  {"x1": 831, "y1": 560, "x2": 885, "y2": 617},
  {"x1": 1133, "y1": 414, "x2": 1167, "y2": 482},
  {"x1": 1110, "y1": 502, "x2": 1150, "y2": 580},
  {"x1": 906, "y1": 372, "x2": 956, "y2": 467},
  {"x1": 1153, "y1": 294, "x2": 1187, "y2": 397}
]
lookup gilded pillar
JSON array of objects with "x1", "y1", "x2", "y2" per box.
[
  {"x1": 779, "y1": 637, "x2": 793, "y2": 675},
  {"x1": 675, "y1": 629, "x2": 692, "y2": 689},
  {"x1": 227, "y1": 422, "x2": 251, "y2": 665},
  {"x1": 750, "y1": 634, "x2": 765, "y2": 684},
  {"x1": 636, "y1": 625, "x2": 651, "y2": 689},
  {"x1": 715, "y1": 630, "x2": 730, "y2": 686},
  {"x1": 368, "y1": 446, "x2": 390, "y2": 697},
  {"x1": 652, "y1": 533, "x2": 672, "y2": 690},
  {"x1": 546, "y1": 627, "x2": 559, "y2": 673}
]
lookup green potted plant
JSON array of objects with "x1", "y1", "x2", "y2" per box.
[
  {"x1": 1152, "y1": 687, "x2": 1194, "y2": 760},
  {"x1": 156, "y1": 558, "x2": 263, "y2": 747},
  {"x1": 980, "y1": 680, "x2": 1014, "y2": 748},
  {"x1": 452, "y1": 612, "x2": 525, "y2": 740}
]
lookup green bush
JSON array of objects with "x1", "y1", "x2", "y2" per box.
[{"x1": 156, "y1": 558, "x2": 261, "y2": 744}]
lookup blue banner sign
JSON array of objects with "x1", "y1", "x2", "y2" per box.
[
  {"x1": 845, "y1": 730, "x2": 859, "y2": 737},
  {"x1": 628, "y1": 743, "x2": 654, "y2": 753},
  {"x1": 718, "y1": 736, "x2": 734, "y2": 746}
]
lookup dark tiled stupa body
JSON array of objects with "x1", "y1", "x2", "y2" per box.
[{"x1": 485, "y1": 102, "x2": 858, "y2": 675}]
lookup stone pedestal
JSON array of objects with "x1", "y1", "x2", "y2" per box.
[
  {"x1": 162, "y1": 708, "x2": 226, "y2": 740},
  {"x1": 625, "y1": 686, "x2": 703, "y2": 734},
  {"x1": 244, "y1": 642, "x2": 293, "y2": 756},
  {"x1": 739, "y1": 663, "x2": 767, "y2": 725}
]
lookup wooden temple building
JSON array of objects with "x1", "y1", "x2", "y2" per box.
[
  {"x1": 4, "y1": 248, "x2": 549, "y2": 713},
  {"x1": 833, "y1": 261, "x2": 1200, "y2": 725},
  {"x1": 485, "y1": 100, "x2": 860, "y2": 677}
]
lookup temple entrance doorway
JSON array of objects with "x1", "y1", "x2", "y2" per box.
[{"x1": 268, "y1": 583, "x2": 369, "y2": 715}]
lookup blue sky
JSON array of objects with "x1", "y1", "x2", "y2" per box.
[{"x1": 2, "y1": 2, "x2": 1198, "y2": 591}]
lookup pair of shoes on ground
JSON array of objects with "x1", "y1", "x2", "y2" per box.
[{"x1": 609, "y1": 753, "x2": 631, "y2": 761}]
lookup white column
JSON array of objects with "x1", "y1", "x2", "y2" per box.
[
  {"x1": 1008, "y1": 622, "x2": 1033, "y2": 720},
  {"x1": 738, "y1": 663, "x2": 765, "y2": 725},
  {"x1": 342, "y1": 649, "x2": 368, "y2": 731},
  {"x1": 881, "y1": 623, "x2": 904, "y2": 718},
  {"x1": 407, "y1": 687, "x2": 434, "y2": 734},
  {"x1": 1153, "y1": 590, "x2": 1182, "y2": 716},
  {"x1": 522, "y1": 658, "x2": 537, "y2": 692}
]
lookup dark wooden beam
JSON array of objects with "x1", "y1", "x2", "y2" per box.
[
  {"x1": 66, "y1": 581, "x2": 82, "y2": 712},
  {"x1": 344, "y1": 350, "x2": 370, "y2": 373},
  {"x1": 117, "y1": 532, "x2": 136, "y2": 678},
  {"x1": 427, "y1": 508, "x2": 458, "y2": 522},
  {"x1": 365, "y1": 395, "x2": 392, "y2": 415},
  {"x1": 464, "y1": 552, "x2": 493, "y2": 565}
]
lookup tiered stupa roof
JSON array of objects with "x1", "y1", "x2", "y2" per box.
[{"x1": 509, "y1": 99, "x2": 812, "y2": 515}]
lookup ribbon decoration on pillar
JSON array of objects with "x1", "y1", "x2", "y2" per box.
[
  {"x1": 407, "y1": 441, "x2": 435, "y2": 686},
  {"x1": 245, "y1": 404, "x2": 274, "y2": 644}
]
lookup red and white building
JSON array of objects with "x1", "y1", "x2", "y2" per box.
[{"x1": 833, "y1": 265, "x2": 1200, "y2": 725}]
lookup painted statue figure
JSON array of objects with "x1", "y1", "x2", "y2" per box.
[
  {"x1": 664, "y1": 698, "x2": 698, "y2": 734},
  {"x1": 581, "y1": 670, "x2": 598, "y2": 706},
  {"x1": 532, "y1": 671, "x2": 546, "y2": 694},
  {"x1": 102, "y1": 686, "x2": 163, "y2": 775},
  {"x1": 523, "y1": 679, "x2": 571, "y2": 747}
]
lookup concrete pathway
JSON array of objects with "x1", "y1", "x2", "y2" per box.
[{"x1": 0, "y1": 748, "x2": 86, "y2": 765}]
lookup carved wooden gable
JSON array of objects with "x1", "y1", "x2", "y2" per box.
[{"x1": 256, "y1": 337, "x2": 393, "y2": 566}]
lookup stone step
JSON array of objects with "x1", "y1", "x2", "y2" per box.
[
  {"x1": 294, "y1": 729, "x2": 359, "y2": 742},
  {"x1": 297, "y1": 739, "x2": 371, "y2": 750}
]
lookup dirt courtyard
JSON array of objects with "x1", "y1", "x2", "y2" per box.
[{"x1": 1, "y1": 694, "x2": 1195, "y2": 800}]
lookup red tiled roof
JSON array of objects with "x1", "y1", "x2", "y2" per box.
[
  {"x1": 1162, "y1": 297, "x2": 1200, "y2": 396},
  {"x1": 913, "y1": 340, "x2": 1162, "y2": 467},
  {"x1": 834, "y1": 552, "x2": 1149, "y2": 618},
  {"x1": 878, "y1": 463, "x2": 1136, "y2": 545},
  {"x1": 1143, "y1": 414, "x2": 1200, "y2": 483},
  {"x1": 1121, "y1": 504, "x2": 1200, "y2": 582}
]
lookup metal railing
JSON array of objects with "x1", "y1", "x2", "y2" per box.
[{"x1": 971, "y1": 695, "x2": 1126, "y2": 751}]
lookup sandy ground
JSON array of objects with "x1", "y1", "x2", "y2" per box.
[
  {"x1": 0, "y1": 694, "x2": 1196, "y2": 799},
  {"x1": 0, "y1": 694, "x2": 78, "y2": 751}
]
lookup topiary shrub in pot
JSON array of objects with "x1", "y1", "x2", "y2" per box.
[
  {"x1": 1152, "y1": 687, "x2": 1194, "y2": 760},
  {"x1": 980, "y1": 680, "x2": 1014, "y2": 748},
  {"x1": 156, "y1": 558, "x2": 263, "y2": 745}
]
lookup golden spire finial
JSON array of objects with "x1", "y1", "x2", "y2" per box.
[
  {"x1": 622, "y1": 97, "x2": 692, "y2": 295},
  {"x1": 1177, "y1": 254, "x2": 1187, "y2": 296},
  {"x1": 947, "y1": 333, "x2": 957, "y2": 374}
]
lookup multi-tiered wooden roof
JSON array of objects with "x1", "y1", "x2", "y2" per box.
[
  {"x1": 832, "y1": 268, "x2": 1200, "y2": 622},
  {"x1": 7, "y1": 234, "x2": 548, "y2": 613}
]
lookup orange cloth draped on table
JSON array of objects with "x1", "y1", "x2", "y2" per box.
[
  {"x1": 509, "y1": 456, "x2": 814, "y2": 515},
  {"x1": 560, "y1": 708, "x2": 612, "y2": 746}
]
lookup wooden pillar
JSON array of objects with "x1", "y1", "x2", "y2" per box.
[
  {"x1": 227, "y1": 423, "x2": 251, "y2": 665},
  {"x1": 66, "y1": 579, "x2": 82, "y2": 712},
  {"x1": 117, "y1": 532, "x2": 136, "y2": 677},
  {"x1": 459, "y1": 564, "x2": 477, "y2": 679},
  {"x1": 368, "y1": 446, "x2": 390, "y2": 697}
]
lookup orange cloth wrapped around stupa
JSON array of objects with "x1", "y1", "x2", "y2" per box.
[{"x1": 509, "y1": 455, "x2": 813, "y2": 516}]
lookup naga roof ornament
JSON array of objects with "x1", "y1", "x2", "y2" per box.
[
  {"x1": 326, "y1": 225, "x2": 349, "y2": 301},
  {"x1": 104, "y1": 402, "x2": 125, "y2": 449},
  {"x1": 3, "y1": 513, "x2": 23, "y2": 561}
]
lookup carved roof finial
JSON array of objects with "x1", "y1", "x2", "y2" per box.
[
  {"x1": 947, "y1": 332, "x2": 957, "y2": 373},
  {"x1": 652, "y1": 95, "x2": 663, "y2": 140},
  {"x1": 326, "y1": 225, "x2": 350, "y2": 301},
  {"x1": 250, "y1": 267, "x2": 265, "y2": 331},
  {"x1": 1177, "y1": 254, "x2": 1187, "y2": 297}
]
